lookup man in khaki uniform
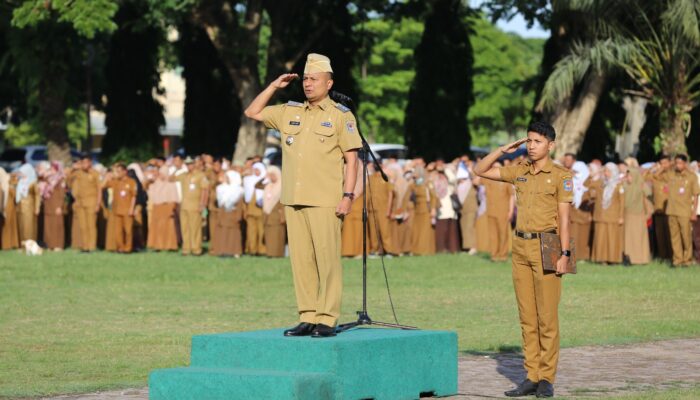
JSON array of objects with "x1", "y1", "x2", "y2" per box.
[
  {"x1": 176, "y1": 157, "x2": 209, "y2": 255},
  {"x1": 475, "y1": 121, "x2": 573, "y2": 398},
  {"x1": 104, "y1": 163, "x2": 137, "y2": 253},
  {"x1": 71, "y1": 155, "x2": 102, "y2": 252},
  {"x1": 645, "y1": 155, "x2": 672, "y2": 259},
  {"x1": 244, "y1": 53, "x2": 361, "y2": 338},
  {"x1": 660, "y1": 154, "x2": 699, "y2": 266}
]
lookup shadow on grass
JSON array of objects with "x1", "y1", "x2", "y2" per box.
[{"x1": 461, "y1": 346, "x2": 526, "y2": 385}]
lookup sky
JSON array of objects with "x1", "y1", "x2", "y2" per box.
[{"x1": 469, "y1": 0, "x2": 550, "y2": 39}]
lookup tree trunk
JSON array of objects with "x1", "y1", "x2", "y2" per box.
[
  {"x1": 39, "y1": 72, "x2": 71, "y2": 165},
  {"x1": 616, "y1": 95, "x2": 647, "y2": 158},
  {"x1": 194, "y1": 0, "x2": 265, "y2": 165},
  {"x1": 554, "y1": 71, "x2": 606, "y2": 158},
  {"x1": 660, "y1": 107, "x2": 689, "y2": 155}
]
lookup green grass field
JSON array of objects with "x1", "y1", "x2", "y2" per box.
[{"x1": 1, "y1": 250, "x2": 699, "y2": 398}]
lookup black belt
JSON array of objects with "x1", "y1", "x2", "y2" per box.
[{"x1": 515, "y1": 230, "x2": 556, "y2": 240}]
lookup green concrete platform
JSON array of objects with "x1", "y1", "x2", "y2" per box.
[{"x1": 149, "y1": 328, "x2": 457, "y2": 400}]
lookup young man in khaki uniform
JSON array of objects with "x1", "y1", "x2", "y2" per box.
[
  {"x1": 176, "y1": 157, "x2": 209, "y2": 256},
  {"x1": 475, "y1": 121, "x2": 573, "y2": 398},
  {"x1": 104, "y1": 163, "x2": 137, "y2": 253},
  {"x1": 645, "y1": 155, "x2": 672, "y2": 259},
  {"x1": 71, "y1": 155, "x2": 102, "y2": 252},
  {"x1": 660, "y1": 154, "x2": 699, "y2": 267},
  {"x1": 244, "y1": 53, "x2": 361, "y2": 338}
]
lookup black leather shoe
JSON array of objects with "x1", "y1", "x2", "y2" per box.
[
  {"x1": 283, "y1": 322, "x2": 316, "y2": 337},
  {"x1": 311, "y1": 324, "x2": 337, "y2": 338},
  {"x1": 536, "y1": 381, "x2": 554, "y2": 398},
  {"x1": 505, "y1": 379, "x2": 539, "y2": 397}
]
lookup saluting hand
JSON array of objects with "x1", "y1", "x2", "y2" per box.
[
  {"x1": 270, "y1": 73, "x2": 299, "y2": 89},
  {"x1": 499, "y1": 138, "x2": 527, "y2": 154}
]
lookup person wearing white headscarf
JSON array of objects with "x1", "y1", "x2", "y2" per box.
[
  {"x1": 0, "y1": 167, "x2": 9, "y2": 218},
  {"x1": 569, "y1": 161, "x2": 592, "y2": 260},
  {"x1": 15, "y1": 163, "x2": 41, "y2": 242},
  {"x1": 590, "y1": 162, "x2": 625, "y2": 264},
  {"x1": 214, "y1": 170, "x2": 244, "y2": 257},
  {"x1": 456, "y1": 162, "x2": 478, "y2": 253},
  {"x1": 409, "y1": 167, "x2": 437, "y2": 255},
  {"x1": 263, "y1": 166, "x2": 285, "y2": 257},
  {"x1": 243, "y1": 162, "x2": 267, "y2": 255}
]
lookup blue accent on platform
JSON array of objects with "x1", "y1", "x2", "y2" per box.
[{"x1": 149, "y1": 328, "x2": 458, "y2": 400}]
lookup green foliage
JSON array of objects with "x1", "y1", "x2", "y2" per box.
[
  {"x1": 404, "y1": 0, "x2": 473, "y2": 160},
  {"x1": 357, "y1": 17, "x2": 423, "y2": 143},
  {"x1": 12, "y1": 0, "x2": 118, "y2": 39},
  {"x1": 468, "y1": 15, "x2": 543, "y2": 146},
  {"x1": 4, "y1": 108, "x2": 87, "y2": 148}
]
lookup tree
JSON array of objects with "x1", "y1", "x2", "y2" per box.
[
  {"x1": 538, "y1": 0, "x2": 700, "y2": 156},
  {"x1": 101, "y1": 1, "x2": 165, "y2": 161},
  {"x1": 10, "y1": 0, "x2": 118, "y2": 163},
  {"x1": 404, "y1": 0, "x2": 473, "y2": 160}
]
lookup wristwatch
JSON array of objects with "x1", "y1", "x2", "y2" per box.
[
  {"x1": 561, "y1": 249, "x2": 571, "y2": 257},
  {"x1": 343, "y1": 192, "x2": 355, "y2": 201}
]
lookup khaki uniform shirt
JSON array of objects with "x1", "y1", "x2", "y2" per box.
[
  {"x1": 106, "y1": 177, "x2": 137, "y2": 216},
  {"x1": 645, "y1": 169, "x2": 669, "y2": 213},
  {"x1": 661, "y1": 169, "x2": 700, "y2": 218},
  {"x1": 261, "y1": 96, "x2": 362, "y2": 207},
  {"x1": 71, "y1": 169, "x2": 101, "y2": 208},
  {"x1": 177, "y1": 171, "x2": 209, "y2": 211},
  {"x1": 500, "y1": 159, "x2": 573, "y2": 232}
]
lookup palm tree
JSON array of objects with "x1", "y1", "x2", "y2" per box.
[{"x1": 538, "y1": 0, "x2": 700, "y2": 156}]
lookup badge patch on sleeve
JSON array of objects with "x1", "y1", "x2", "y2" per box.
[
  {"x1": 346, "y1": 121, "x2": 355, "y2": 133},
  {"x1": 563, "y1": 179, "x2": 573, "y2": 192}
]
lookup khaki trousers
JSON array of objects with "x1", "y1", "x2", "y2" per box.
[
  {"x1": 245, "y1": 215, "x2": 265, "y2": 255},
  {"x1": 113, "y1": 214, "x2": 133, "y2": 253},
  {"x1": 285, "y1": 206, "x2": 342, "y2": 327},
  {"x1": 76, "y1": 206, "x2": 97, "y2": 250},
  {"x1": 668, "y1": 215, "x2": 692, "y2": 265},
  {"x1": 488, "y1": 215, "x2": 510, "y2": 260},
  {"x1": 511, "y1": 235, "x2": 562, "y2": 384},
  {"x1": 180, "y1": 209, "x2": 203, "y2": 255},
  {"x1": 653, "y1": 213, "x2": 671, "y2": 260}
]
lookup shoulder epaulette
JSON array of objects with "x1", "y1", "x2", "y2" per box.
[
  {"x1": 335, "y1": 103, "x2": 351, "y2": 113},
  {"x1": 287, "y1": 101, "x2": 303, "y2": 107}
]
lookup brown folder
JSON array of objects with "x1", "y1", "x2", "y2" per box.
[{"x1": 539, "y1": 232, "x2": 577, "y2": 274}]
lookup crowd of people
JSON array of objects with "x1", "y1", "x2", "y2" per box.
[{"x1": 0, "y1": 150, "x2": 698, "y2": 266}]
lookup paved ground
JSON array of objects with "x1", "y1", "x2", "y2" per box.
[{"x1": 43, "y1": 339, "x2": 700, "y2": 399}]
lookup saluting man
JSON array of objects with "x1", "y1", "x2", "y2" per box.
[
  {"x1": 244, "y1": 53, "x2": 361, "y2": 338},
  {"x1": 475, "y1": 121, "x2": 573, "y2": 398}
]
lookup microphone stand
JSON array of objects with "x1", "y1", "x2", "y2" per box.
[{"x1": 337, "y1": 126, "x2": 417, "y2": 332}]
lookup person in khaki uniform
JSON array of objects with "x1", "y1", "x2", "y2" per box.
[
  {"x1": 475, "y1": 121, "x2": 573, "y2": 398},
  {"x1": 483, "y1": 163, "x2": 515, "y2": 261},
  {"x1": 644, "y1": 155, "x2": 672, "y2": 259},
  {"x1": 244, "y1": 53, "x2": 361, "y2": 338},
  {"x1": 15, "y1": 163, "x2": 41, "y2": 243},
  {"x1": 659, "y1": 154, "x2": 699, "y2": 267},
  {"x1": 588, "y1": 163, "x2": 625, "y2": 264},
  {"x1": 368, "y1": 166, "x2": 396, "y2": 255},
  {"x1": 175, "y1": 157, "x2": 209, "y2": 256},
  {"x1": 243, "y1": 162, "x2": 267, "y2": 255},
  {"x1": 205, "y1": 159, "x2": 222, "y2": 254},
  {"x1": 71, "y1": 155, "x2": 102, "y2": 251},
  {"x1": 104, "y1": 163, "x2": 137, "y2": 253}
]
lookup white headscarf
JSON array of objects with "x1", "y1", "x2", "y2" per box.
[
  {"x1": 602, "y1": 162, "x2": 620, "y2": 210},
  {"x1": 217, "y1": 170, "x2": 243, "y2": 212},
  {"x1": 0, "y1": 167, "x2": 9, "y2": 211},
  {"x1": 571, "y1": 161, "x2": 590, "y2": 209},
  {"x1": 456, "y1": 162, "x2": 471, "y2": 204},
  {"x1": 15, "y1": 163, "x2": 37, "y2": 204},
  {"x1": 243, "y1": 162, "x2": 266, "y2": 203},
  {"x1": 263, "y1": 166, "x2": 282, "y2": 215}
]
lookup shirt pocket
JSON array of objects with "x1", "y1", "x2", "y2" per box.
[{"x1": 313, "y1": 125, "x2": 337, "y2": 146}]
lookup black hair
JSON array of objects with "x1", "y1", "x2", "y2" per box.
[
  {"x1": 173, "y1": 154, "x2": 183, "y2": 159},
  {"x1": 527, "y1": 121, "x2": 556, "y2": 141},
  {"x1": 675, "y1": 154, "x2": 688, "y2": 162},
  {"x1": 658, "y1": 154, "x2": 670, "y2": 161},
  {"x1": 564, "y1": 152, "x2": 576, "y2": 159},
  {"x1": 155, "y1": 156, "x2": 165, "y2": 162},
  {"x1": 80, "y1": 153, "x2": 91, "y2": 160}
]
